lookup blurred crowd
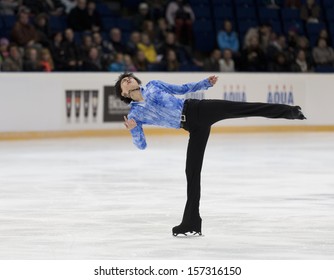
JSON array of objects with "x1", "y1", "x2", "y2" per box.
[{"x1": 0, "y1": 0, "x2": 333, "y2": 72}]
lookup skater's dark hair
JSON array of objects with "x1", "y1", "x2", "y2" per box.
[{"x1": 115, "y1": 72, "x2": 142, "y2": 104}]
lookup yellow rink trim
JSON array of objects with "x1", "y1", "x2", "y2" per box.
[{"x1": 1, "y1": 126, "x2": 334, "y2": 141}]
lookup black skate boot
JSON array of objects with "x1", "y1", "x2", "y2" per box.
[
  {"x1": 292, "y1": 106, "x2": 307, "y2": 120},
  {"x1": 172, "y1": 217, "x2": 202, "y2": 237}
]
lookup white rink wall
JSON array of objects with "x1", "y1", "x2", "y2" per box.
[{"x1": 0, "y1": 73, "x2": 332, "y2": 133}]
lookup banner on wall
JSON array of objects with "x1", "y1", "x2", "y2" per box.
[
  {"x1": 217, "y1": 78, "x2": 304, "y2": 107},
  {"x1": 65, "y1": 89, "x2": 99, "y2": 122},
  {"x1": 1, "y1": 73, "x2": 332, "y2": 133},
  {"x1": 103, "y1": 85, "x2": 129, "y2": 122},
  {"x1": 265, "y1": 84, "x2": 296, "y2": 105}
]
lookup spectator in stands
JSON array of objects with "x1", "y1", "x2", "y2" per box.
[
  {"x1": 87, "y1": 0, "x2": 102, "y2": 32},
  {"x1": 165, "y1": 0, "x2": 195, "y2": 46},
  {"x1": 133, "y1": 49, "x2": 149, "y2": 71},
  {"x1": 0, "y1": 59, "x2": 2, "y2": 71},
  {"x1": 50, "y1": 31, "x2": 66, "y2": 70},
  {"x1": 284, "y1": 0, "x2": 301, "y2": 9},
  {"x1": 312, "y1": 38, "x2": 334, "y2": 66},
  {"x1": 93, "y1": 31, "x2": 115, "y2": 56},
  {"x1": 300, "y1": 0, "x2": 321, "y2": 23},
  {"x1": 92, "y1": 31, "x2": 115, "y2": 69},
  {"x1": 291, "y1": 49, "x2": 312, "y2": 72},
  {"x1": 317, "y1": 28, "x2": 331, "y2": 46},
  {"x1": 155, "y1": 17, "x2": 170, "y2": 45},
  {"x1": 1, "y1": 44, "x2": 23, "y2": 71},
  {"x1": 296, "y1": 36, "x2": 310, "y2": 50},
  {"x1": 263, "y1": 0, "x2": 280, "y2": 9},
  {"x1": 219, "y1": 49, "x2": 235, "y2": 72},
  {"x1": 124, "y1": 54, "x2": 137, "y2": 72},
  {"x1": 34, "y1": 13, "x2": 52, "y2": 48},
  {"x1": 266, "y1": 35, "x2": 293, "y2": 65},
  {"x1": 23, "y1": 0, "x2": 64, "y2": 16},
  {"x1": 217, "y1": 20, "x2": 239, "y2": 55},
  {"x1": 243, "y1": 27, "x2": 259, "y2": 49},
  {"x1": 160, "y1": 49, "x2": 180, "y2": 71},
  {"x1": 39, "y1": 47, "x2": 54, "y2": 71},
  {"x1": 0, "y1": 38, "x2": 8, "y2": 69},
  {"x1": 142, "y1": 20, "x2": 156, "y2": 43},
  {"x1": 203, "y1": 49, "x2": 221, "y2": 72},
  {"x1": 126, "y1": 31, "x2": 140, "y2": 56},
  {"x1": 80, "y1": 33, "x2": 93, "y2": 60},
  {"x1": 137, "y1": 32, "x2": 158, "y2": 64},
  {"x1": 269, "y1": 52, "x2": 291, "y2": 72},
  {"x1": 133, "y1": 2, "x2": 152, "y2": 32},
  {"x1": 157, "y1": 30, "x2": 175, "y2": 56},
  {"x1": 67, "y1": 0, "x2": 91, "y2": 32},
  {"x1": 108, "y1": 52, "x2": 125, "y2": 72},
  {"x1": 23, "y1": 47, "x2": 43, "y2": 71},
  {"x1": 109, "y1": 27, "x2": 125, "y2": 54},
  {"x1": 0, "y1": 38, "x2": 10, "y2": 62},
  {"x1": 82, "y1": 46, "x2": 102, "y2": 71},
  {"x1": 157, "y1": 31, "x2": 192, "y2": 66},
  {"x1": 259, "y1": 23, "x2": 272, "y2": 52},
  {"x1": 11, "y1": 9, "x2": 40, "y2": 48},
  {"x1": 286, "y1": 27, "x2": 299, "y2": 52},
  {"x1": 241, "y1": 36, "x2": 267, "y2": 71},
  {"x1": 296, "y1": 35, "x2": 313, "y2": 67},
  {"x1": 0, "y1": 0, "x2": 20, "y2": 15},
  {"x1": 63, "y1": 28, "x2": 82, "y2": 70}
]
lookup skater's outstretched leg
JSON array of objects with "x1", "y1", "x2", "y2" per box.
[{"x1": 197, "y1": 100, "x2": 306, "y2": 127}]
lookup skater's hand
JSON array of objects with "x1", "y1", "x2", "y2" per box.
[
  {"x1": 124, "y1": 116, "x2": 137, "y2": 130},
  {"x1": 208, "y1": 75, "x2": 218, "y2": 86}
]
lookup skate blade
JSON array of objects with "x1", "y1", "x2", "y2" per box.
[{"x1": 173, "y1": 231, "x2": 203, "y2": 238}]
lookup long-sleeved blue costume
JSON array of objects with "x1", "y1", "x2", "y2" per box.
[{"x1": 127, "y1": 78, "x2": 212, "y2": 150}]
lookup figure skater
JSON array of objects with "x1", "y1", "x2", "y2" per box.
[{"x1": 115, "y1": 72, "x2": 306, "y2": 236}]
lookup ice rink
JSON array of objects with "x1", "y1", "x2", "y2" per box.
[{"x1": 0, "y1": 132, "x2": 333, "y2": 260}]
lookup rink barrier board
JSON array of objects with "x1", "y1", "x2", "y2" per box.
[
  {"x1": 1, "y1": 125, "x2": 334, "y2": 141},
  {"x1": 0, "y1": 73, "x2": 332, "y2": 136}
]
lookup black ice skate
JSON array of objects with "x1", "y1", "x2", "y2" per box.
[
  {"x1": 292, "y1": 106, "x2": 307, "y2": 120},
  {"x1": 172, "y1": 218, "x2": 202, "y2": 237}
]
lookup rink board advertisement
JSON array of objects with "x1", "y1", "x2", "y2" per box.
[
  {"x1": 65, "y1": 89, "x2": 99, "y2": 122},
  {"x1": 0, "y1": 73, "x2": 332, "y2": 133},
  {"x1": 103, "y1": 85, "x2": 130, "y2": 122},
  {"x1": 221, "y1": 79, "x2": 302, "y2": 105}
]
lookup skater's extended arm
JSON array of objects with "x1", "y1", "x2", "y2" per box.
[
  {"x1": 152, "y1": 76, "x2": 218, "y2": 95},
  {"x1": 131, "y1": 125, "x2": 147, "y2": 150},
  {"x1": 124, "y1": 116, "x2": 147, "y2": 150}
]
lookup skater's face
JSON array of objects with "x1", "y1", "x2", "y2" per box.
[{"x1": 120, "y1": 76, "x2": 142, "y2": 101}]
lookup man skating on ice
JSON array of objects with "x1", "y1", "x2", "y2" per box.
[{"x1": 115, "y1": 72, "x2": 306, "y2": 236}]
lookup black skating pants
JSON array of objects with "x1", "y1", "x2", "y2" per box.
[{"x1": 180, "y1": 99, "x2": 299, "y2": 225}]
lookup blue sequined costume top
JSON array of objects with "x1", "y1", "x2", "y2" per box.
[{"x1": 128, "y1": 79, "x2": 212, "y2": 149}]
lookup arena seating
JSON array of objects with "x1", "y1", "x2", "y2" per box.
[{"x1": 1, "y1": 0, "x2": 333, "y2": 72}]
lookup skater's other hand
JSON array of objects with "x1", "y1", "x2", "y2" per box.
[
  {"x1": 208, "y1": 75, "x2": 218, "y2": 86},
  {"x1": 124, "y1": 116, "x2": 137, "y2": 130}
]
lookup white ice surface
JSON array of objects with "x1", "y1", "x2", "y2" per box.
[{"x1": 0, "y1": 132, "x2": 333, "y2": 259}]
